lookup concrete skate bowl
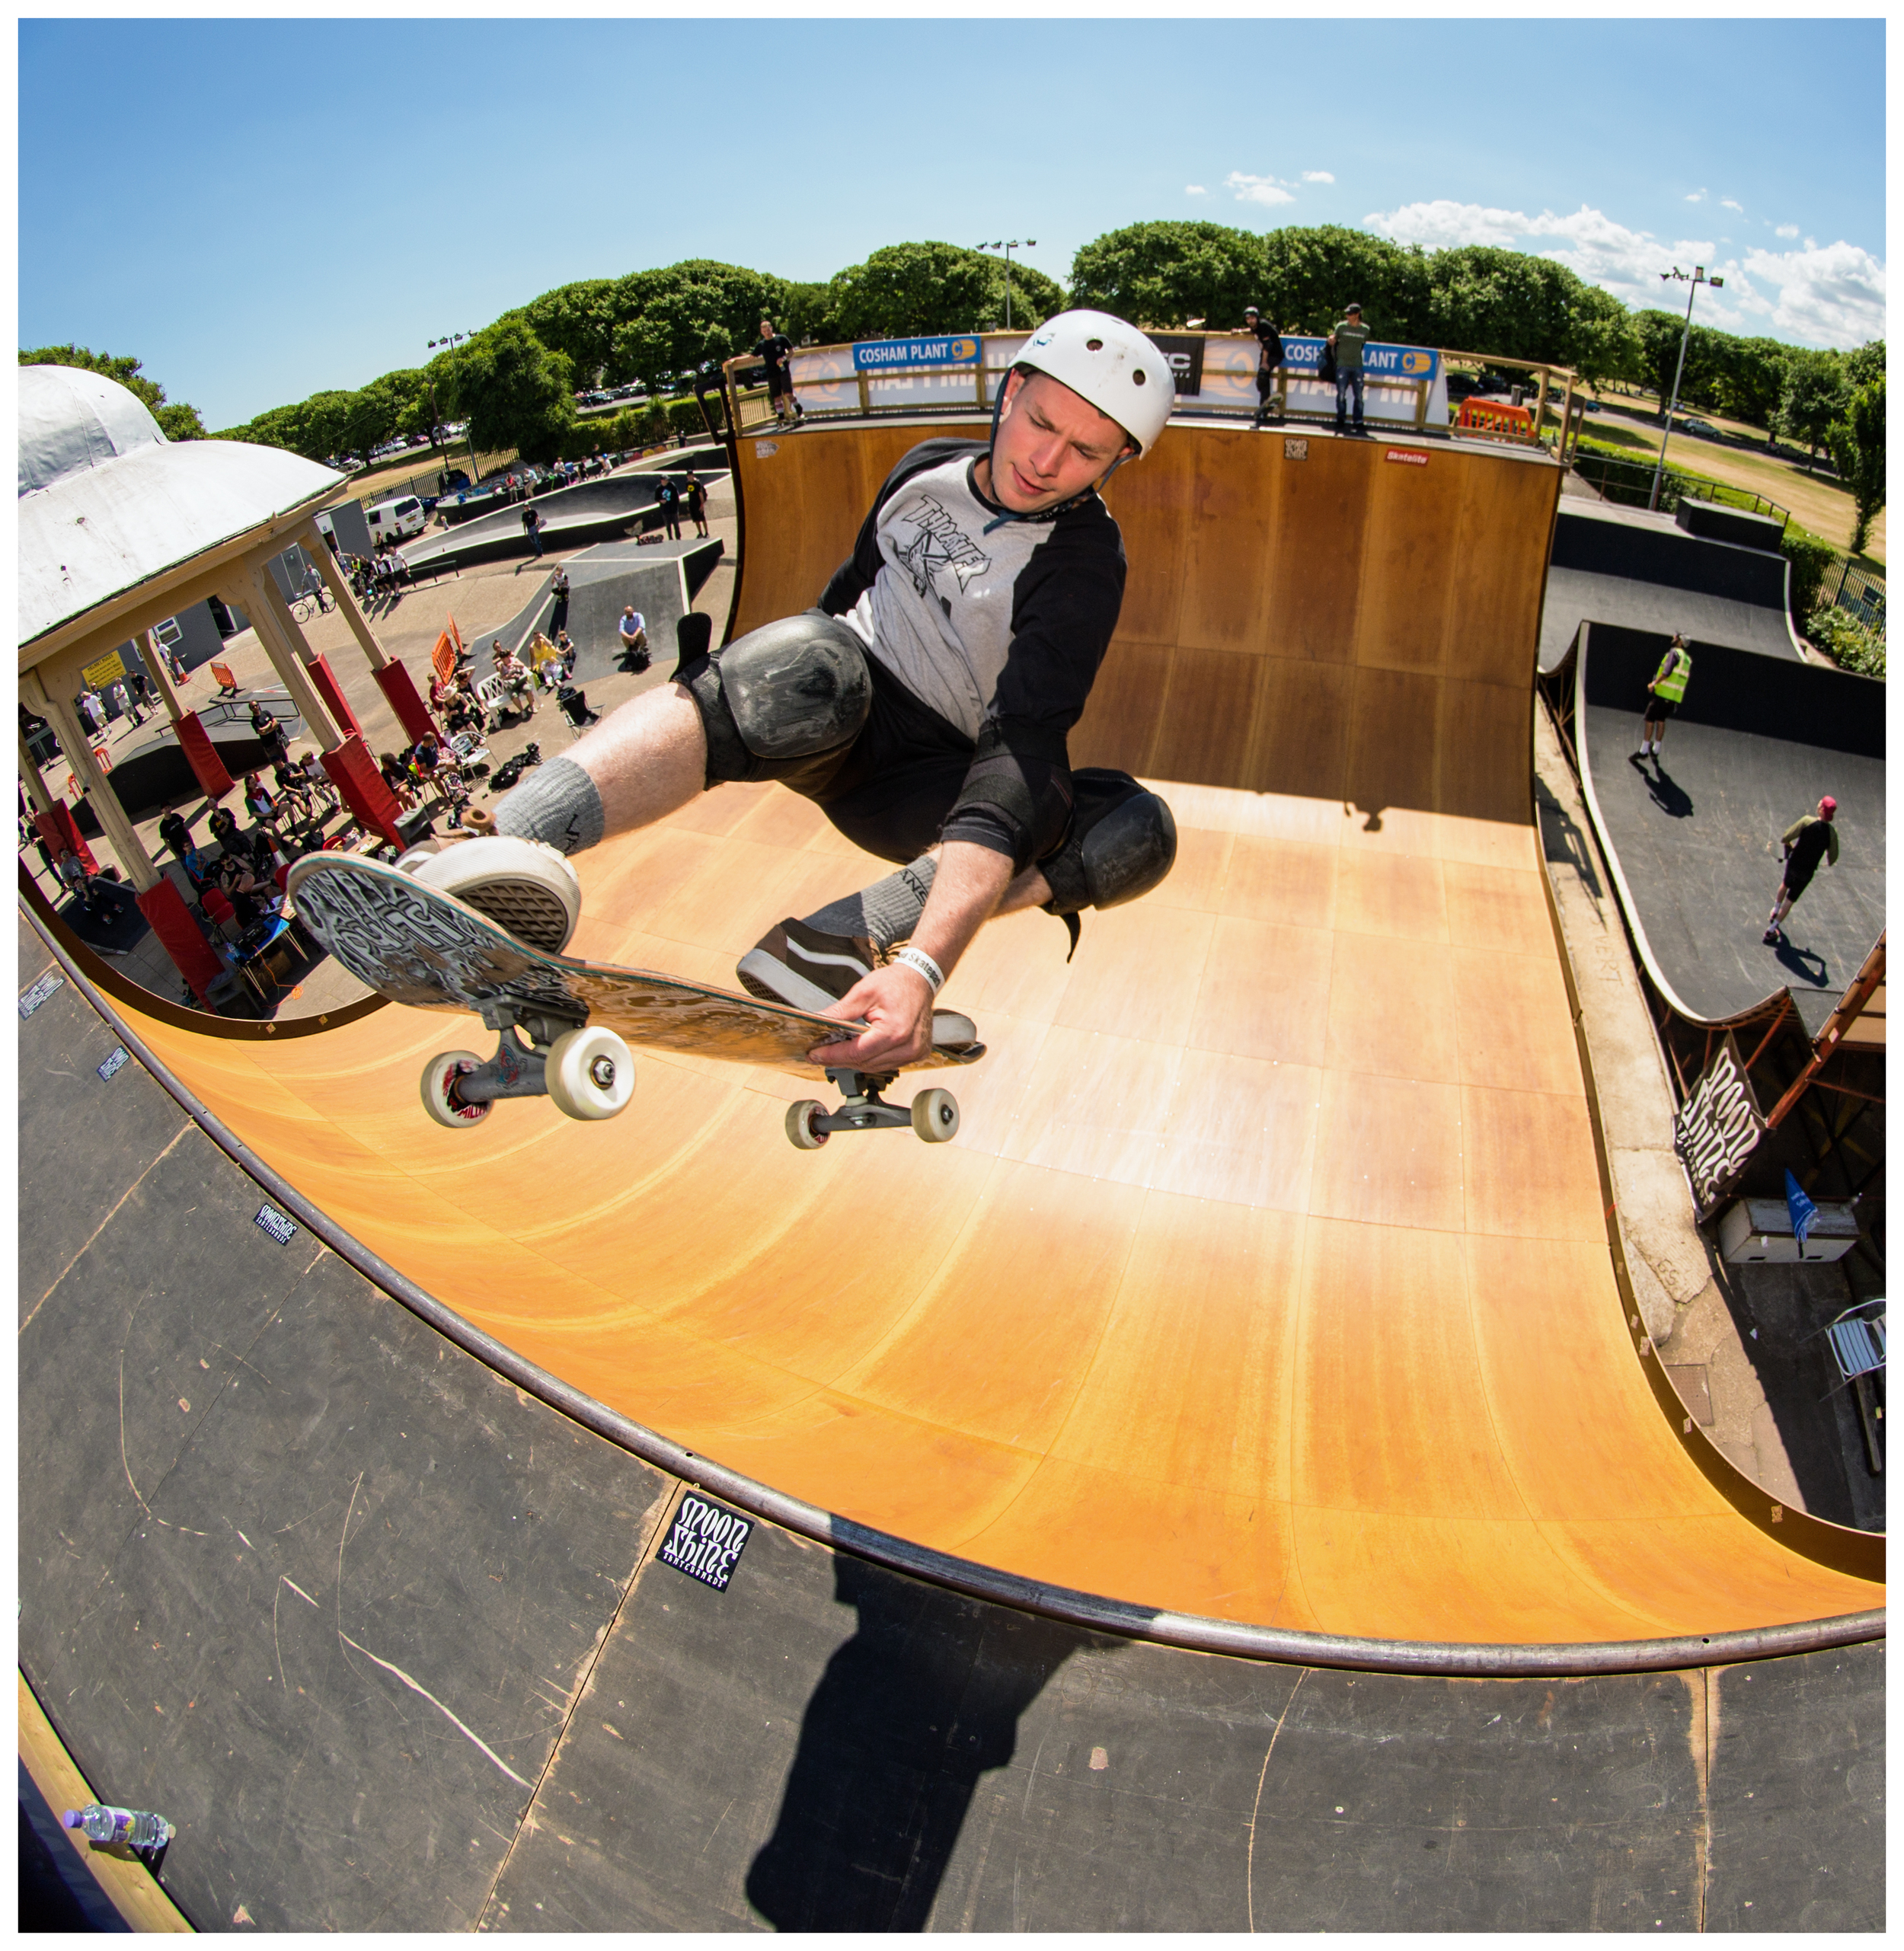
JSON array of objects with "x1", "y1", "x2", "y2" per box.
[
  {"x1": 1545, "y1": 623, "x2": 1885, "y2": 1036},
  {"x1": 19, "y1": 414, "x2": 1883, "y2": 1930},
  {"x1": 402, "y1": 455, "x2": 729, "y2": 575},
  {"x1": 490, "y1": 536, "x2": 725, "y2": 683},
  {"x1": 51, "y1": 415, "x2": 1883, "y2": 1639}
]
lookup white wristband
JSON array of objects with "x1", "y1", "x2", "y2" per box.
[{"x1": 891, "y1": 945, "x2": 944, "y2": 994}]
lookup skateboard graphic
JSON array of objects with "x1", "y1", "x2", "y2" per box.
[{"x1": 286, "y1": 853, "x2": 983, "y2": 1149}]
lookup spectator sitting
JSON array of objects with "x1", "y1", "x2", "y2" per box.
[
  {"x1": 557, "y1": 629, "x2": 578, "y2": 678},
  {"x1": 55, "y1": 846, "x2": 99, "y2": 916},
  {"x1": 377, "y1": 750, "x2": 420, "y2": 809},
  {"x1": 492, "y1": 645, "x2": 537, "y2": 716},
  {"x1": 200, "y1": 880, "x2": 243, "y2": 941}
]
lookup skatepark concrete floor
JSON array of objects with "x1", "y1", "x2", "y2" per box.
[{"x1": 21, "y1": 465, "x2": 740, "y2": 1020}]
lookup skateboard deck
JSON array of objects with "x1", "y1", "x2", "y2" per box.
[{"x1": 286, "y1": 851, "x2": 983, "y2": 1081}]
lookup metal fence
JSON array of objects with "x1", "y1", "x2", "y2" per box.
[
  {"x1": 1820, "y1": 555, "x2": 1886, "y2": 634},
  {"x1": 1569, "y1": 449, "x2": 1790, "y2": 528}
]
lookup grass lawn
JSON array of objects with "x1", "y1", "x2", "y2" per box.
[{"x1": 1577, "y1": 407, "x2": 1884, "y2": 564}]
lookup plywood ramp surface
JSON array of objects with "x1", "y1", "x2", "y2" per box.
[{"x1": 120, "y1": 420, "x2": 1879, "y2": 1642}]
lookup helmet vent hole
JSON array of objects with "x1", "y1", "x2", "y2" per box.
[
  {"x1": 1085, "y1": 338, "x2": 1104, "y2": 352},
  {"x1": 1132, "y1": 371, "x2": 1147, "y2": 385}
]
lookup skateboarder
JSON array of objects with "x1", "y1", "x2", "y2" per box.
[
  {"x1": 1637, "y1": 634, "x2": 1690, "y2": 762},
  {"x1": 1763, "y1": 796, "x2": 1839, "y2": 944},
  {"x1": 757, "y1": 318, "x2": 801, "y2": 428},
  {"x1": 1244, "y1": 306, "x2": 1285, "y2": 426},
  {"x1": 414, "y1": 311, "x2": 1179, "y2": 1074}
]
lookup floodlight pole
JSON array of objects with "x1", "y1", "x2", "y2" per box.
[
  {"x1": 1648, "y1": 267, "x2": 1723, "y2": 512},
  {"x1": 979, "y1": 239, "x2": 1037, "y2": 330},
  {"x1": 426, "y1": 333, "x2": 482, "y2": 481}
]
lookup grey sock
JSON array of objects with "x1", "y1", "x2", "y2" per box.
[
  {"x1": 494, "y1": 755, "x2": 604, "y2": 856},
  {"x1": 803, "y1": 854, "x2": 937, "y2": 951}
]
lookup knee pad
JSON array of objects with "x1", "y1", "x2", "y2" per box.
[
  {"x1": 684, "y1": 612, "x2": 871, "y2": 784},
  {"x1": 1039, "y1": 769, "x2": 1177, "y2": 915}
]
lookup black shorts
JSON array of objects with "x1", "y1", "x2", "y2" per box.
[
  {"x1": 1780, "y1": 861, "x2": 1816, "y2": 902},
  {"x1": 765, "y1": 369, "x2": 794, "y2": 400},
  {"x1": 1644, "y1": 694, "x2": 1677, "y2": 720},
  {"x1": 695, "y1": 651, "x2": 983, "y2": 864}
]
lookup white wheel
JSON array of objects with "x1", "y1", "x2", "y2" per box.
[
  {"x1": 546, "y1": 1025, "x2": 634, "y2": 1121},
  {"x1": 786, "y1": 1100, "x2": 829, "y2": 1150},
  {"x1": 911, "y1": 1087, "x2": 960, "y2": 1144},
  {"x1": 421, "y1": 1051, "x2": 489, "y2": 1129}
]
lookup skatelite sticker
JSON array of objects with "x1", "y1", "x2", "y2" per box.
[{"x1": 659, "y1": 1496, "x2": 754, "y2": 1592}]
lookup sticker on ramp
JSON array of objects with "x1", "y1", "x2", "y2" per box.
[
  {"x1": 97, "y1": 1046, "x2": 130, "y2": 1082},
  {"x1": 19, "y1": 972, "x2": 63, "y2": 1019},
  {"x1": 659, "y1": 1496, "x2": 753, "y2": 1591},
  {"x1": 1385, "y1": 449, "x2": 1429, "y2": 466},
  {"x1": 254, "y1": 1203, "x2": 299, "y2": 1245}
]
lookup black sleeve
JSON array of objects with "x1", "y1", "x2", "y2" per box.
[
  {"x1": 941, "y1": 506, "x2": 1128, "y2": 870},
  {"x1": 817, "y1": 439, "x2": 987, "y2": 615}
]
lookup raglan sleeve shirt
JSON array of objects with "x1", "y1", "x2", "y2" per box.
[{"x1": 818, "y1": 437, "x2": 1128, "y2": 873}]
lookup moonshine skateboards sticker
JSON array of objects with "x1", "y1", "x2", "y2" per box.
[{"x1": 659, "y1": 1496, "x2": 753, "y2": 1591}]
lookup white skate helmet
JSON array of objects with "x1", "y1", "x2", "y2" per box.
[{"x1": 1011, "y1": 309, "x2": 1175, "y2": 457}]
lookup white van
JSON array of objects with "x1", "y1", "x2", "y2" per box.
[{"x1": 365, "y1": 494, "x2": 426, "y2": 543}]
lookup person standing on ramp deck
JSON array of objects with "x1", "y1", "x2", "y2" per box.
[{"x1": 410, "y1": 311, "x2": 1180, "y2": 1074}]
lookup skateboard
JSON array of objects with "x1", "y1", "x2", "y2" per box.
[{"x1": 285, "y1": 853, "x2": 983, "y2": 1149}]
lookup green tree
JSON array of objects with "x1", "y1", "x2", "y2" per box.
[
  {"x1": 513, "y1": 277, "x2": 620, "y2": 387},
  {"x1": 19, "y1": 341, "x2": 208, "y2": 439},
  {"x1": 1711, "y1": 336, "x2": 1791, "y2": 441},
  {"x1": 1777, "y1": 349, "x2": 1850, "y2": 472},
  {"x1": 824, "y1": 241, "x2": 1061, "y2": 340},
  {"x1": 1829, "y1": 377, "x2": 1885, "y2": 554},
  {"x1": 1843, "y1": 339, "x2": 1885, "y2": 390},
  {"x1": 1259, "y1": 225, "x2": 1426, "y2": 337},
  {"x1": 439, "y1": 321, "x2": 575, "y2": 462},
  {"x1": 1069, "y1": 219, "x2": 1267, "y2": 327}
]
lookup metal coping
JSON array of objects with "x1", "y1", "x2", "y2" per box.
[{"x1": 20, "y1": 904, "x2": 1883, "y2": 1679}]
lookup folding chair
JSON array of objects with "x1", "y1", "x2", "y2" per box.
[{"x1": 1802, "y1": 1300, "x2": 1886, "y2": 1400}]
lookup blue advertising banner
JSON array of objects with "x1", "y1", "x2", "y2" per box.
[
  {"x1": 1279, "y1": 337, "x2": 1441, "y2": 384},
  {"x1": 853, "y1": 335, "x2": 983, "y2": 372}
]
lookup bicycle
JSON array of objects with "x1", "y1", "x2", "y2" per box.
[{"x1": 289, "y1": 589, "x2": 332, "y2": 624}]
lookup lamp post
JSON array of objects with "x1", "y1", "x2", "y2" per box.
[
  {"x1": 978, "y1": 239, "x2": 1037, "y2": 330},
  {"x1": 1647, "y1": 266, "x2": 1724, "y2": 512},
  {"x1": 426, "y1": 333, "x2": 483, "y2": 481}
]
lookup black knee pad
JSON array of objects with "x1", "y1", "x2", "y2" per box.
[
  {"x1": 1039, "y1": 769, "x2": 1177, "y2": 915},
  {"x1": 682, "y1": 611, "x2": 871, "y2": 785}
]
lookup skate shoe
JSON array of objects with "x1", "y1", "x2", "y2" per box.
[
  {"x1": 401, "y1": 834, "x2": 582, "y2": 955},
  {"x1": 736, "y1": 917, "x2": 877, "y2": 1012}
]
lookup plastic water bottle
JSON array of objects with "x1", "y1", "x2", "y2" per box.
[{"x1": 63, "y1": 1803, "x2": 174, "y2": 1848}]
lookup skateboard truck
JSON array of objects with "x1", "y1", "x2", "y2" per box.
[
  {"x1": 420, "y1": 1006, "x2": 634, "y2": 1129},
  {"x1": 784, "y1": 1068, "x2": 960, "y2": 1150}
]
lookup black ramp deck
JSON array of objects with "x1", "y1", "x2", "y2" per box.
[
  {"x1": 17, "y1": 911, "x2": 1886, "y2": 1932},
  {"x1": 1540, "y1": 503, "x2": 1800, "y2": 672},
  {"x1": 1570, "y1": 624, "x2": 1886, "y2": 1031}
]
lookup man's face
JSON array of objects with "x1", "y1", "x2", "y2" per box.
[{"x1": 984, "y1": 370, "x2": 1132, "y2": 515}]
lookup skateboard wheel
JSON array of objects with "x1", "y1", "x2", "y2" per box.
[
  {"x1": 910, "y1": 1087, "x2": 959, "y2": 1144},
  {"x1": 786, "y1": 1100, "x2": 829, "y2": 1150},
  {"x1": 547, "y1": 1025, "x2": 634, "y2": 1121},
  {"x1": 421, "y1": 1051, "x2": 490, "y2": 1129}
]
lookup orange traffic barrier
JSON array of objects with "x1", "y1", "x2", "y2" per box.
[{"x1": 1457, "y1": 396, "x2": 1535, "y2": 435}]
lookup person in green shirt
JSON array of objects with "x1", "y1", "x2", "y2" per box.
[
  {"x1": 1328, "y1": 303, "x2": 1370, "y2": 434},
  {"x1": 1636, "y1": 633, "x2": 1691, "y2": 762},
  {"x1": 1763, "y1": 797, "x2": 1839, "y2": 944}
]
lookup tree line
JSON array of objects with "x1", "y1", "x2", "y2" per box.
[{"x1": 18, "y1": 222, "x2": 1883, "y2": 548}]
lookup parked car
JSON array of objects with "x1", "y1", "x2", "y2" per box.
[{"x1": 1679, "y1": 417, "x2": 1719, "y2": 438}]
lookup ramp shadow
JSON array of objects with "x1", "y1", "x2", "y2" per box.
[
  {"x1": 1773, "y1": 938, "x2": 1830, "y2": 988},
  {"x1": 1639, "y1": 762, "x2": 1695, "y2": 819},
  {"x1": 746, "y1": 1553, "x2": 1123, "y2": 1930}
]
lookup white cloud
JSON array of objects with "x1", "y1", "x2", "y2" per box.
[
  {"x1": 1185, "y1": 184, "x2": 1208, "y2": 196},
  {"x1": 1302, "y1": 171, "x2": 1334, "y2": 184},
  {"x1": 1739, "y1": 240, "x2": 1887, "y2": 346},
  {"x1": 1362, "y1": 196, "x2": 1883, "y2": 349},
  {"x1": 1225, "y1": 171, "x2": 1296, "y2": 206},
  {"x1": 1775, "y1": 224, "x2": 1799, "y2": 238},
  {"x1": 1721, "y1": 198, "x2": 1744, "y2": 213},
  {"x1": 1685, "y1": 188, "x2": 1708, "y2": 203}
]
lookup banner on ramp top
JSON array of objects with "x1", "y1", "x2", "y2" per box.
[
  {"x1": 852, "y1": 335, "x2": 982, "y2": 372},
  {"x1": 1280, "y1": 338, "x2": 1441, "y2": 385}
]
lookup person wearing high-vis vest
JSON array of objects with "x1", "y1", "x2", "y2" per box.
[{"x1": 1637, "y1": 633, "x2": 1691, "y2": 762}]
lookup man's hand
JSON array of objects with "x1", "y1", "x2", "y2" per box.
[{"x1": 807, "y1": 963, "x2": 934, "y2": 1068}]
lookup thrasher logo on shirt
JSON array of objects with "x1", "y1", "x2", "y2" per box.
[{"x1": 892, "y1": 495, "x2": 990, "y2": 611}]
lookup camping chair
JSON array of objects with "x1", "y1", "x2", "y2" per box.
[
  {"x1": 209, "y1": 660, "x2": 241, "y2": 697},
  {"x1": 1800, "y1": 1299, "x2": 1886, "y2": 1400}
]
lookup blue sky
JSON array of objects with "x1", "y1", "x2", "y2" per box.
[{"x1": 18, "y1": 18, "x2": 1886, "y2": 429}]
